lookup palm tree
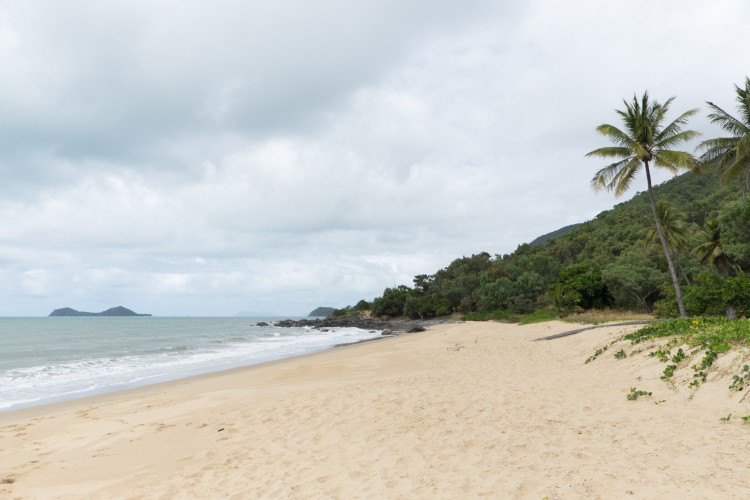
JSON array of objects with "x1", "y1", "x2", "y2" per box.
[
  {"x1": 698, "y1": 77, "x2": 750, "y2": 191},
  {"x1": 645, "y1": 200, "x2": 690, "y2": 284},
  {"x1": 587, "y1": 92, "x2": 699, "y2": 318},
  {"x1": 644, "y1": 200, "x2": 688, "y2": 252},
  {"x1": 694, "y1": 219, "x2": 738, "y2": 275}
]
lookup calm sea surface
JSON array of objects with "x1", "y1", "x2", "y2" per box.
[{"x1": 0, "y1": 317, "x2": 381, "y2": 412}]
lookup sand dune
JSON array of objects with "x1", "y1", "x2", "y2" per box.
[{"x1": 2, "y1": 321, "x2": 750, "y2": 499}]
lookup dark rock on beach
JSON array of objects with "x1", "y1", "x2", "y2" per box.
[{"x1": 273, "y1": 316, "x2": 455, "y2": 334}]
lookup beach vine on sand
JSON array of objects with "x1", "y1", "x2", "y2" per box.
[
  {"x1": 627, "y1": 387, "x2": 652, "y2": 400},
  {"x1": 586, "y1": 318, "x2": 750, "y2": 404}
]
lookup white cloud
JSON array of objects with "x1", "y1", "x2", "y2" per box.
[{"x1": 0, "y1": 0, "x2": 747, "y2": 315}]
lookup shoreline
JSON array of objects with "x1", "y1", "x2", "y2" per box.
[
  {"x1": 0, "y1": 320, "x2": 401, "y2": 415},
  {"x1": 0, "y1": 329, "x2": 402, "y2": 423},
  {"x1": 3, "y1": 320, "x2": 750, "y2": 498}
]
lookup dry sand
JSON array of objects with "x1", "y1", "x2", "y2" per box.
[{"x1": 2, "y1": 320, "x2": 750, "y2": 499}]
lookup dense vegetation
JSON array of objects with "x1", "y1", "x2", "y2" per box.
[
  {"x1": 343, "y1": 168, "x2": 750, "y2": 321},
  {"x1": 337, "y1": 79, "x2": 750, "y2": 321}
]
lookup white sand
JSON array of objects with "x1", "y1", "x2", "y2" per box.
[{"x1": 2, "y1": 320, "x2": 750, "y2": 499}]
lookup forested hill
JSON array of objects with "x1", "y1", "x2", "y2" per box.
[
  {"x1": 351, "y1": 169, "x2": 750, "y2": 320},
  {"x1": 529, "y1": 223, "x2": 581, "y2": 246}
]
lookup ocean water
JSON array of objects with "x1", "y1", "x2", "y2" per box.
[{"x1": 0, "y1": 317, "x2": 382, "y2": 412}]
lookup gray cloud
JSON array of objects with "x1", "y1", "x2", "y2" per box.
[{"x1": 0, "y1": 0, "x2": 748, "y2": 315}]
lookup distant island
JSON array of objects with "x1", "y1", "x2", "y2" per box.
[
  {"x1": 49, "y1": 306, "x2": 152, "y2": 317},
  {"x1": 308, "y1": 307, "x2": 335, "y2": 318}
]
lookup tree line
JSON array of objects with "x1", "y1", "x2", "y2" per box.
[{"x1": 338, "y1": 78, "x2": 750, "y2": 320}]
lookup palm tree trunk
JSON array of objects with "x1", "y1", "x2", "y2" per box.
[
  {"x1": 677, "y1": 259, "x2": 691, "y2": 285},
  {"x1": 644, "y1": 162, "x2": 687, "y2": 318}
]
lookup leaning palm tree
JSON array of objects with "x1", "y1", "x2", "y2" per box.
[
  {"x1": 644, "y1": 200, "x2": 688, "y2": 253},
  {"x1": 587, "y1": 92, "x2": 700, "y2": 318},
  {"x1": 697, "y1": 77, "x2": 750, "y2": 190},
  {"x1": 644, "y1": 200, "x2": 690, "y2": 284}
]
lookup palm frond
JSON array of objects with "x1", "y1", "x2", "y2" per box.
[
  {"x1": 585, "y1": 146, "x2": 632, "y2": 159},
  {"x1": 656, "y1": 109, "x2": 699, "y2": 143},
  {"x1": 654, "y1": 150, "x2": 698, "y2": 173},
  {"x1": 697, "y1": 136, "x2": 738, "y2": 154},
  {"x1": 720, "y1": 136, "x2": 750, "y2": 184},
  {"x1": 735, "y1": 77, "x2": 750, "y2": 125},
  {"x1": 590, "y1": 158, "x2": 632, "y2": 191},
  {"x1": 705, "y1": 101, "x2": 749, "y2": 136},
  {"x1": 656, "y1": 129, "x2": 701, "y2": 150},
  {"x1": 737, "y1": 132, "x2": 750, "y2": 158},
  {"x1": 611, "y1": 158, "x2": 641, "y2": 197},
  {"x1": 645, "y1": 200, "x2": 687, "y2": 252},
  {"x1": 593, "y1": 124, "x2": 635, "y2": 149}
]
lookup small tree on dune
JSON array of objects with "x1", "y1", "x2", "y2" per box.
[{"x1": 587, "y1": 92, "x2": 700, "y2": 318}]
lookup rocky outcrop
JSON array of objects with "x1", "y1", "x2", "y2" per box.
[{"x1": 274, "y1": 316, "x2": 456, "y2": 334}]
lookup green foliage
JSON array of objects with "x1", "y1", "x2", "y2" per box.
[
  {"x1": 371, "y1": 285, "x2": 411, "y2": 317},
  {"x1": 698, "y1": 77, "x2": 750, "y2": 187},
  {"x1": 614, "y1": 349, "x2": 627, "y2": 359},
  {"x1": 690, "y1": 371, "x2": 707, "y2": 387},
  {"x1": 518, "y1": 309, "x2": 558, "y2": 325},
  {"x1": 602, "y1": 251, "x2": 668, "y2": 311},
  {"x1": 696, "y1": 349, "x2": 718, "y2": 370},
  {"x1": 602, "y1": 317, "x2": 750, "y2": 395},
  {"x1": 358, "y1": 107, "x2": 750, "y2": 320},
  {"x1": 671, "y1": 347, "x2": 686, "y2": 363},
  {"x1": 645, "y1": 200, "x2": 689, "y2": 254},
  {"x1": 546, "y1": 283, "x2": 582, "y2": 316},
  {"x1": 661, "y1": 364, "x2": 677, "y2": 380},
  {"x1": 729, "y1": 365, "x2": 750, "y2": 391},
  {"x1": 461, "y1": 310, "x2": 514, "y2": 322},
  {"x1": 587, "y1": 92, "x2": 699, "y2": 197},
  {"x1": 723, "y1": 274, "x2": 750, "y2": 317},
  {"x1": 649, "y1": 348, "x2": 671, "y2": 362},
  {"x1": 720, "y1": 199, "x2": 750, "y2": 271},
  {"x1": 330, "y1": 307, "x2": 361, "y2": 318},
  {"x1": 551, "y1": 262, "x2": 611, "y2": 311},
  {"x1": 685, "y1": 273, "x2": 728, "y2": 316},
  {"x1": 403, "y1": 292, "x2": 451, "y2": 319},
  {"x1": 694, "y1": 219, "x2": 737, "y2": 275},
  {"x1": 587, "y1": 92, "x2": 699, "y2": 318},
  {"x1": 627, "y1": 318, "x2": 750, "y2": 351},
  {"x1": 627, "y1": 387, "x2": 652, "y2": 400},
  {"x1": 353, "y1": 299, "x2": 371, "y2": 311},
  {"x1": 585, "y1": 344, "x2": 609, "y2": 364}
]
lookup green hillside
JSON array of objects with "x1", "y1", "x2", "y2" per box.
[
  {"x1": 356, "y1": 169, "x2": 750, "y2": 320},
  {"x1": 529, "y1": 223, "x2": 581, "y2": 246}
]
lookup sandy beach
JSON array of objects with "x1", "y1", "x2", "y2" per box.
[{"x1": 2, "y1": 320, "x2": 750, "y2": 499}]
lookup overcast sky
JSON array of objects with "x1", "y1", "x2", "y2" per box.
[{"x1": 1, "y1": 1, "x2": 748, "y2": 316}]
